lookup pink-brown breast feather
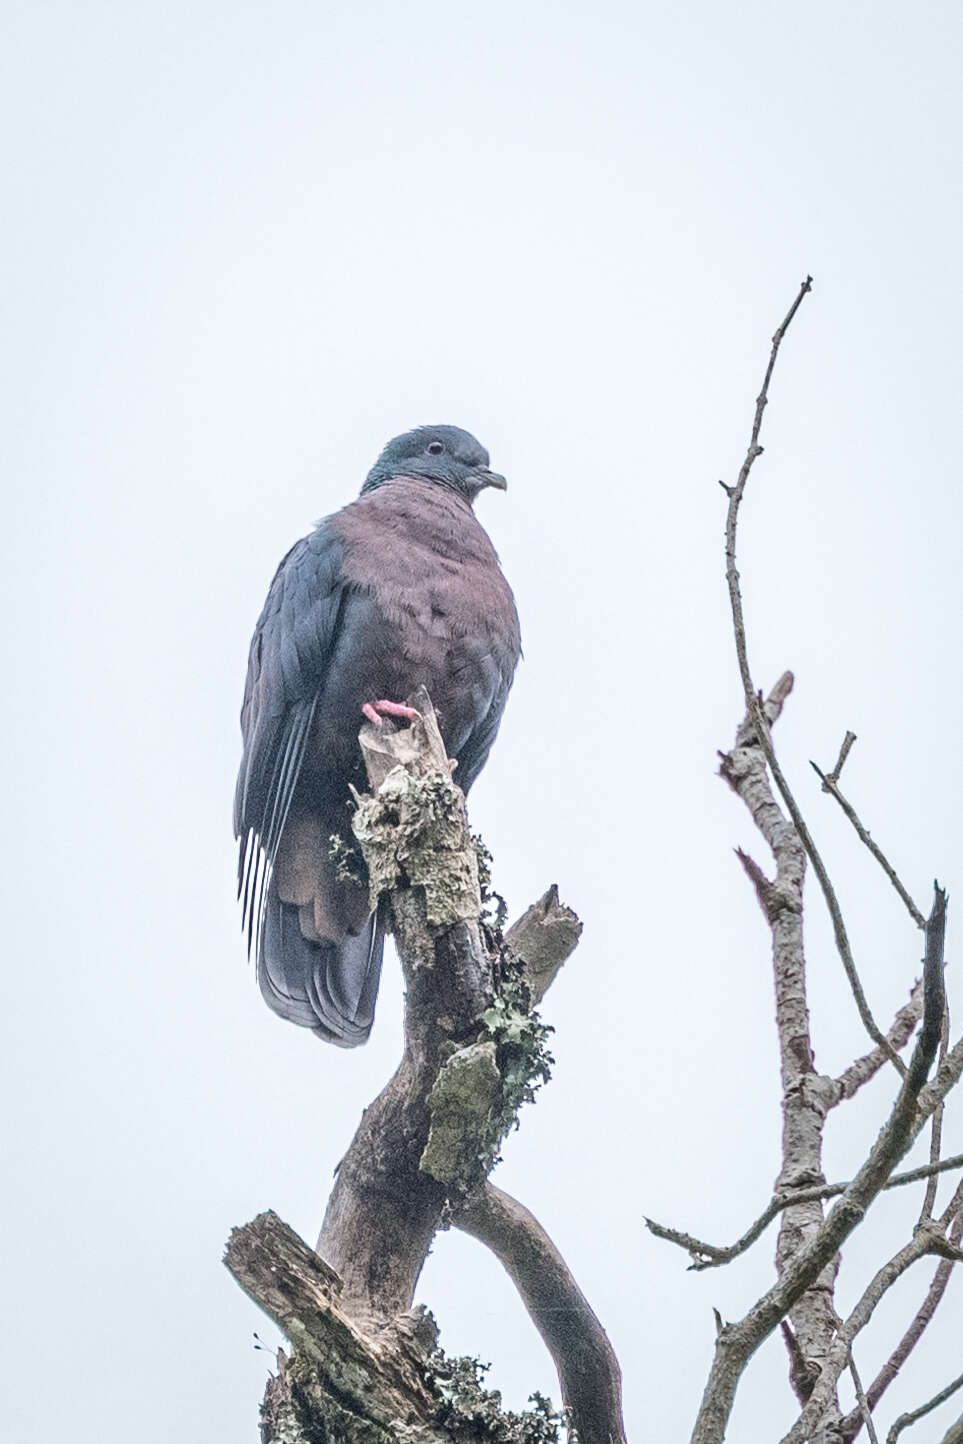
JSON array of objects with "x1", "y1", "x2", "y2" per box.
[
  {"x1": 333, "y1": 478, "x2": 519, "y2": 707},
  {"x1": 278, "y1": 477, "x2": 518, "y2": 948}
]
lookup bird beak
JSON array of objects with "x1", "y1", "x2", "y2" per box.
[{"x1": 476, "y1": 468, "x2": 507, "y2": 492}]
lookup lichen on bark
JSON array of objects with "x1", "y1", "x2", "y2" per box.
[
  {"x1": 419, "y1": 961, "x2": 555, "y2": 1196},
  {"x1": 352, "y1": 766, "x2": 481, "y2": 927},
  {"x1": 420, "y1": 1041, "x2": 503, "y2": 1191},
  {"x1": 262, "y1": 1350, "x2": 402, "y2": 1444},
  {"x1": 427, "y1": 1352, "x2": 565, "y2": 1443},
  {"x1": 226, "y1": 699, "x2": 612, "y2": 1444}
]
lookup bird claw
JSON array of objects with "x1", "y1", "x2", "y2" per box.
[{"x1": 362, "y1": 699, "x2": 422, "y2": 727}]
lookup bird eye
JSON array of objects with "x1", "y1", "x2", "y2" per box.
[{"x1": 427, "y1": 441, "x2": 444, "y2": 455}]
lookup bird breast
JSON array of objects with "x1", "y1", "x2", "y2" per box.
[{"x1": 328, "y1": 477, "x2": 518, "y2": 755}]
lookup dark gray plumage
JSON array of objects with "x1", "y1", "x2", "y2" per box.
[{"x1": 235, "y1": 425, "x2": 520, "y2": 1045}]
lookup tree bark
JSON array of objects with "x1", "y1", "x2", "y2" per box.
[{"x1": 226, "y1": 692, "x2": 624, "y2": 1444}]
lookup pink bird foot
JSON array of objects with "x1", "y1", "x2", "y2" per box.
[{"x1": 362, "y1": 699, "x2": 422, "y2": 727}]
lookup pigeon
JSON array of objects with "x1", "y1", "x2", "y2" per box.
[{"x1": 234, "y1": 425, "x2": 521, "y2": 1045}]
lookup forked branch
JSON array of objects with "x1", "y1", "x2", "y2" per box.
[
  {"x1": 648, "y1": 1152, "x2": 963, "y2": 1271},
  {"x1": 811, "y1": 733, "x2": 925, "y2": 929},
  {"x1": 722, "y1": 275, "x2": 901, "y2": 1069},
  {"x1": 691, "y1": 886, "x2": 946, "y2": 1444},
  {"x1": 227, "y1": 691, "x2": 623, "y2": 1444},
  {"x1": 687, "y1": 278, "x2": 958, "y2": 1444},
  {"x1": 845, "y1": 1214, "x2": 963, "y2": 1437}
]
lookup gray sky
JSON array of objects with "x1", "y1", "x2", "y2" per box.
[{"x1": 4, "y1": 1, "x2": 963, "y2": 1439}]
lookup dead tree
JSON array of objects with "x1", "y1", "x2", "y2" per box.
[
  {"x1": 226, "y1": 281, "x2": 963, "y2": 1444},
  {"x1": 225, "y1": 691, "x2": 626, "y2": 1444},
  {"x1": 646, "y1": 280, "x2": 963, "y2": 1443}
]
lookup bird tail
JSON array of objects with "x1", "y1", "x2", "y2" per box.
[{"x1": 258, "y1": 886, "x2": 385, "y2": 1047}]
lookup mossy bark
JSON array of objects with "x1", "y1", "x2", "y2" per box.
[{"x1": 225, "y1": 697, "x2": 622, "y2": 1444}]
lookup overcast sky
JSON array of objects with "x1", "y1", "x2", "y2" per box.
[{"x1": 4, "y1": 2, "x2": 963, "y2": 1440}]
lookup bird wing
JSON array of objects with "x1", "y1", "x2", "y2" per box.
[
  {"x1": 455, "y1": 687, "x2": 514, "y2": 794},
  {"x1": 450, "y1": 597, "x2": 522, "y2": 794},
  {"x1": 234, "y1": 524, "x2": 347, "y2": 950}
]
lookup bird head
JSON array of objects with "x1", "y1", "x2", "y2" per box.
[{"x1": 361, "y1": 425, "x2": 507, "y2": 504}]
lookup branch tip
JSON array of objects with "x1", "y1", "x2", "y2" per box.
[{"x1": 812, "y1": 737, "x2": 926, "y2": 929}]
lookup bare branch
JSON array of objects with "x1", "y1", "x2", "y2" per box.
[
  {"x1": 780, "y1": 1321, "x2": 818, "y2": 1402},
  {"x1": 923, "y1": 1236, "x2": 963, "y2": 1264},
  {"x1": 721, "y1": 659, "x2": 847, "y2": 1414},
  {"x1": 845, "y1": 1209, "x2": 963, "y2": 1435},
  {"x1": 722, "y1": 275, "x2": 902, "y2": 1070},
  {"x1": 849, "y1": 1349, "x2": 880, "y2": 1444},
  {"x1": 738, "y1": 275, "x2": 813, "y2": 471},
  {"x1": 920, "y1": 1006, "x2": 951, "y2": 1223},
  {"x1": 504, "y1": 884, "x2": 582, "y2": 1005},
  {"x1": 457, "y1": 1182, "x2": 626, "y2": 1444},
  {"x1": 885, "y1": 1372, "x2": 963, "y2": 1444},
  {"x1": 734, "y1": 846, "x2": 777, "y2": 916},
  {"x1": 915, "y1": 1029, "x2": 963, "y2": 1122},
  {"x1": 690, "y1": 884, "x2": 946, "y2": 1444},
  {"x1": 780, "y1": 1233, "x2": 940, "y2": 1444},
  {"x1": 647, "y1": 1154, "x2": 963, "y2": 1270},
  {"x1": 224, "y1": 1211, "x2": 442, "y2": 1439},
  {"x1": 733, "y1": 668, "x2": 795, "y2": 745},
  {"x1": 810, "y1": 735, "x2": 925, "y2": 928},
  {"x1": 744, "y1": 719, "x2": 902, "y2": 1068},
  {"x1": 773, "y1": 888, "x2": 950, "y2": 1444},
  {"x1": 828, "y1": 729, "x2": 858, "y2": 780},
  {"x1": 835, "y1": 980, "x2": 924, "y2": 1100}
]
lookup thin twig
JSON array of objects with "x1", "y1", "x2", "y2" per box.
[
  {"x1": 723, "y1": 275, "x2": 903, "y2": 1072},
  {"x1": 780, "y1": 1232, "x2": 937, "y2": 1444},
  {"x1": 849, "y1": 1349, "x2": 880, "y2": 1444},
  {"x1": 916, "y1": 1029, "x2": 963, "y2": 1122},
  {"x1": 828, "y1": 730, "x2": 858, "y2": 779},
  {"x1": 920, "y1": 1006, "x2": 951, "y2": 1222},
  {"x1": 647, "y1": 1153, "x2": 963, "y2": 1269},
  {"x1": 886, "y1": 1371, "x2": 963, "y2": 1444},
  {"x1": 835, "y1": 981, "x2": 924, "y2": 1101},
  {"x1": 841, "y1": 1207, "x2": 963, "y2": 1439},
  {"x1": 811, "y1": 735, "x2": 925, "y2": 929}
]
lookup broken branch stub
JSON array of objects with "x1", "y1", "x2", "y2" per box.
[
  {"x1": 226, "y1": 691, "x2": 614, "y2": 1442},
  {"x1": 225, "y1": 1211, "x2": 442, "y2": 1441},
  {"x1": 352, "y1": 687, "x2": 481, "y2": 927},
  {"x1": 505, "y1": 884, "x2": 583, "y2": 1005}
]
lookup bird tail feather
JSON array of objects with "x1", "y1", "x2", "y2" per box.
[{"x1": 258, "y1": 888, "x2": 384, "y2": 1047}]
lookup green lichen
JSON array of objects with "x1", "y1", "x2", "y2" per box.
[
  {"x1": 263, "y1": 1351, "x2": 396, "y2": 1444},
  {"x1": 472, "y1": 832, "x2": 554, "y2": 1150},
  {"x1": 420, "y1": 1042, "x2": 503, "y2": 1191},
  {"x1": 480, "y1": 965, "x2": 554, "y2": 1158},
  {"x1": 473, "y1": 832, "x2": 508, "y2": 941},
  {"x1": 421, "y1": 965, "x2": 554, "y2": 1193},
  {"x1": 427, "y1": 1353, "x2": 564, "y2": 1443},
  {"x1": 329, "y1": 831, "x2": 364, "y2": 886},
  {"x1": 352, "y1": 768, "x2": 480, "y2": 926}
]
